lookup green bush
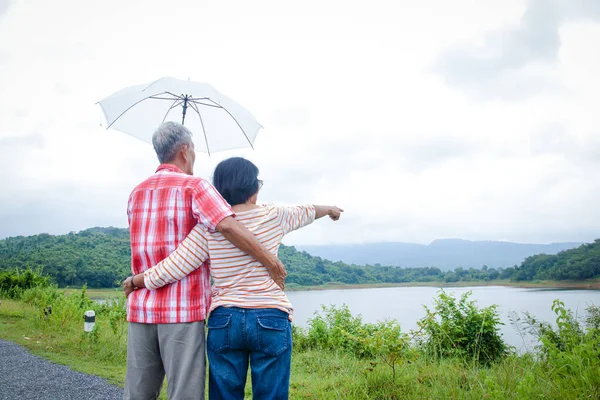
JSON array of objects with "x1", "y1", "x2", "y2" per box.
[
  {"x1": 107, "y1": 296, "x2": 127, "y2": 339},
  {"x1": 586, "y1": 303, "x2": 600, "y2": 333},
  {"x1": 21, "y1": 285, "x2": 60, "y2": 312},
  {"x1": 515, "y1": 300, "x2": 600, "y2": 397},
  {"x1": 295, "y1": 304, "x2": 378, "y2": 357},
  {"x1": 292, "y1": 305, "x2": 415, "y2": 381},
  {"x1": 0, "y1": 268, "x2": 50, "y2": 299},
  {"x1": 356, "y1": 319, "x2": 414, "y2": 381},
  {"x1": 516, "y1": 300, "x2": 600, "y2": 354},
  {"x1": 415, "y1": 291, "x2": 507, "y2": 365}
]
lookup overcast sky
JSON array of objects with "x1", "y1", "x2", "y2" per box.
[{"x1": 0, "y1": 0, "x2": 599, "y2": 245}]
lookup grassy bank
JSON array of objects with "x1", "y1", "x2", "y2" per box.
[{"x1": 1, "y1": 282, "x2": 600, "y2": 399}]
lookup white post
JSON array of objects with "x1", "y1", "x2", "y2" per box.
[{"x1": 84, "y1": 310, "x2": 96, "y2": 332}]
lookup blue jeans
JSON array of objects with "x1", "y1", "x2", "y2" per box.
[{"x1": 207, "y1": 307, "x2": 292, "y2": 400}]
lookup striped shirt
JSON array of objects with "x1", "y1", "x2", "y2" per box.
[
  {"x1": 143, "y1": 204, "x2": 316, "y2": 319},
  {"x1": 127, "y1": 164, "x2": 234, "y2": 324}
]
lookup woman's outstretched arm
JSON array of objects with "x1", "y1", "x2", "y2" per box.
[
  {"x1": 278, "y1": 205, "x2": 344, "y2": 236},
  {"x1": 313, "y1": 205, "x2": 344, "y2": 221}
]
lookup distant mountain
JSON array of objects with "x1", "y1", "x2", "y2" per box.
[{"x1": 297, "y1": 239, "x2": 583, "y2": 270}]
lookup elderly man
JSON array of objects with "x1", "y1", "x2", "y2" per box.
[{"x1": 121, "y1": 121, "x2": 286, "y2": 400}]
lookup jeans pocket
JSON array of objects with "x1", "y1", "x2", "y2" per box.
[
  {"x1": 207, "y1": 314, "x2": 231, "y2": 353},
  {"x1": 257, "y1": 316, "x2": 289, "y2": 356}
]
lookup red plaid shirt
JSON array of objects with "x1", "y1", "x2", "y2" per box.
[{"x1": 126, "y1": 164, "x2": 233, "y2": 324}]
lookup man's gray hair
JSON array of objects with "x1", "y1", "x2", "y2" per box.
[{"x1": 152, "y1": 121, "x2": 194, "y2": 163}]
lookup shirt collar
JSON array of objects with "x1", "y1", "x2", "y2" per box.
[{"x1": 156, "y1": 164, "x2": 184, "y2": 174}]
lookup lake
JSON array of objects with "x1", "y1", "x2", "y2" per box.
[{"x1": 286, "y1": 286, "x2": 600, "y2": 351}]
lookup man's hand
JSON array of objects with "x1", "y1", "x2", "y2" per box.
[
  {"x1": 122, "y1": 277, "x2": 135, "y2": 297},
  {"x1": 328, "y1": 206, "x2": 344, "y2": 221},
  {"x1": 268, "y1": 257, "x2": 287, "y2": 290}
]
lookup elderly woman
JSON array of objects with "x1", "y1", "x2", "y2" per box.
[{"x1": 125, "y1": 157, "x2": 343, "y2": 399}]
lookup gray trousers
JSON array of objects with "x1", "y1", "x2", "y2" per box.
[{"x1": 124, "y1": 321, "x2": 206, "y2": 400}]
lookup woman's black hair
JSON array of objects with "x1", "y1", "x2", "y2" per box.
[{"x1": 213, "y1": 157, "x2": 260, "y2": 206}]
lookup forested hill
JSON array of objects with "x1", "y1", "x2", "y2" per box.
[
  {"x1": 512, "y1": 239, "x2": 600, "y2": 281},
  {"x1": 0, "y1": 228, "x2": 131, "y2": 288},
  {"x1": 0, "y1": 228, "x2": 598, "y2": 287}
]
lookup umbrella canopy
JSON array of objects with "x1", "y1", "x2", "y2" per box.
[{"x1": 97, "y1": 77, "x2": 262, "y2": 154}]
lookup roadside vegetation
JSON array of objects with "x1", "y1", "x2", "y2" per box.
[{"x1": 1, "y1": 269, "x2": 599, "y2": 399}]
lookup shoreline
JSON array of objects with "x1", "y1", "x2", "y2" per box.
[
  {"x1": 285, "y1": 279, "x2": 600, "y2": 291},
  {"x1": 63, "y1": 279, "x2": 600, "y2": 299}
]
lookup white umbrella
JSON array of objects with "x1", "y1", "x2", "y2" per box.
[{"x1": 97, "y1": 77, "x2": 262, "y2": 154}]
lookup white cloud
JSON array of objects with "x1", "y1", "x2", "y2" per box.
[
  {"x1": 433, "y1": 0, "x2": 600, "y2": 99},
  {"x1": 0, "y1": 0, "x2": 599, "y2": 246}
]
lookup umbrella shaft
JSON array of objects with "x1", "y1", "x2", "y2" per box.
[{"x1": 182, "y1": 96, "x2": 188, "y2": 125}]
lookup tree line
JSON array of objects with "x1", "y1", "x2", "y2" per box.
[
  {"x1": 0, "y1": 227, "x2": 597, "y2": 288},
  {"x1": 512, "y1": 239, "x2": 600, "y2": 281}
]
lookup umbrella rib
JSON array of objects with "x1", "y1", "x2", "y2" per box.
[
  {"x1": 189, "y1": 101, "x2": 211, "y2": 156},
  {"x1": 202, "y1": 99, "x2": 256, "y2": 149},
  {"x1": 220, "y1": 107, "x2": 255, "y2": 150},
  {"x1": 206, "y1": 97, "x2": 263, "y2": 129},
  {"x1": 106, "y1": 95, "x2": 156, "y2": 129},
  {"x1": 189, "y1": 96, "x2": 222, "y2": 105},
  {"x1": 106, "y1": 91, "x2": 179, "y2": 129},
  {"x1": 205, "y1": 99, "x2": 224, "y2": 108},
  {"x1": 150, "y1": 96, "x2": 182, "y2": 101},
  {"x1": 189, "y1": 99, "x2": 222, "y2": 108},
  {"x1": 165, "y1": 91, "x2": 185, "y2": 99},
  {"x1": 161, "y1": 98, "x2": 185, "y2": 124}
]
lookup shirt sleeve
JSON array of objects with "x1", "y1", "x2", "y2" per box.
[
  {"x1": 276, "y1": 205, "x2": 316, "y2": 235},
  {"x1": 126, "y1": 193, "x2": 134, "y2": 226},
  {"x1": 192, "y1": 179, "x2": 234, "y2": 233},
  {"x1": 143, "y1": 224, "x2": 210, "y2": 290}
]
